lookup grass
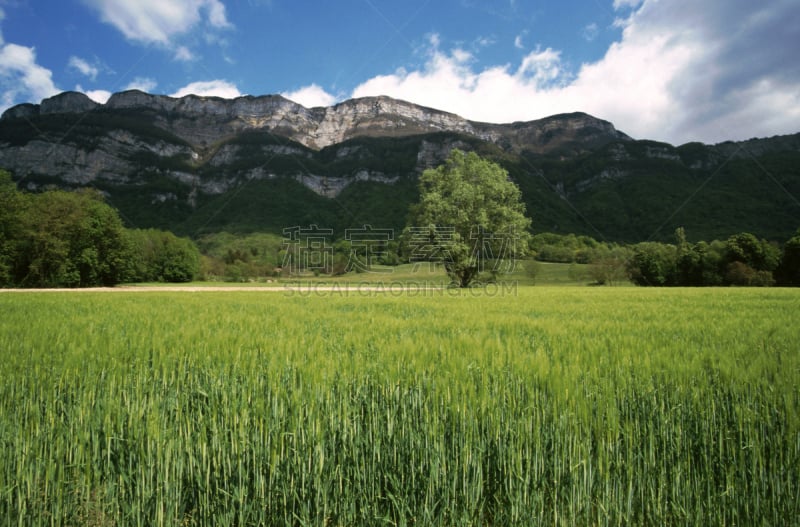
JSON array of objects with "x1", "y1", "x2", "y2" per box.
[
  {"x1": 0, "y1": 287, "x2": 797, "y2": 525},
  {"x1": 126, "y1": 261, "x2": 604, "y2": 288}
]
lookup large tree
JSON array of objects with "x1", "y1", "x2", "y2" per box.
[{"x1": 406, "y1": 149, "x2": 531, "y2": 287}]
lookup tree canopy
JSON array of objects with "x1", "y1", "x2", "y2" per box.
[
  {"x1": 128, "y1": 229, "x2": 200, "y2": 283},
  {"x1": 0, "y1": 170, "x2": 200, "y2": 287},
  {"x1": 3, "y1": 180, "x2": 131, "y2": 287},
  {"x1": 406, "y1": 150, "x2": 531, "y2": 287}
]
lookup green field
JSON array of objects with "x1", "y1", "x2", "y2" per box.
[
  {"x1": 1, "y1": 287, "x2": 798, "y2": 526},
  {"x1": 129, "y1": 261, "x2": 602, "y2": 288}
]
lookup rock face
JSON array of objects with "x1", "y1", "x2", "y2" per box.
[
  {"x1": 0, "y1": 90, "x2": 631, "y2": 197},
  {"x1": 40, "y1": 91, "x2": 100, "y2": 115},
  {"x1": 2, "y1": 90, "x2": 628, "y2": 151}
]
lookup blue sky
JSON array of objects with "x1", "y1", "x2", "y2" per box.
[{"x1": 0, "y1": 0, "x2": 798, "y2": 144}]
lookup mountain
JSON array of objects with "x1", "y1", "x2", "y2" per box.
[{"x1": 1, "y1": 90, "x2": 799, "y2": 242}]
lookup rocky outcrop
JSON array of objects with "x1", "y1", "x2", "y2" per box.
[
  {"x1": 103, "y1": 91, "x2": 320, "y2": 148},
  {"x1": 0, "y1": 90, "x2": 638, "y2": 200},
  {"x1": 310, "y1": 97, "x2": 475, "y2": 148},
  {"x1": 100, "y1": 91, "x2": 480, "y2": 150},
  {"x1": 0, "y1": 126, "x2": 196, "y2": 187},
  {"x1": 3, "y1": 90, "x2": 629, "y2": 152},
  {"x1": 575, "y1": 168, "x2": 629, "y2": 193},
  {"x1": 416, "y1": 138, "x2": 470, "y2": 171},
  {"x1": 40, "y1": 91, "x2": 100, "y2": 115},
  {"x1": 1, "y1": 103, "x2": 39, "y2": 120},
  {"x1": 3, "y1": 140, "x2": 132, "y2": 185},
  {"x1": 293, "y1": 171, "x2": 398, "y2": 198},
  {"x1": 2, "y1": 92, "x2": 100, "y2": 119}
]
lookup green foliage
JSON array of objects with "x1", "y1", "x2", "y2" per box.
[
  {"x1": 516, "y1": 140, "x2": 800, "y2": 243},
  {"x1": 530, "y1": 232, "x2": 606, "y2": 263},
  {"x1": 335, "y1": 178, "x2": 419, "y2": 235},
  {"x1": 628, "y1": 241, "x2": 678, "y2": 286},
  {"x1": 316, "y1": 134, "x2": 426, "y2": 175},
  {"x1": 675, "y1": 239, "x2": 726, "y2": 286},
  {"x1": 91, "y1": 171, "x2": 198, "y2": 232},
  {"x1": 721, "y1": 232, "x2": 780, "y2": 286},
  {"x1": 167, "y1": 140, "x2": 798, "y2": 243},
  {"x1": 179, "y1": 178, "x2": 338, "y2": 236},
  {"x1": 586, "y1": 245, "x2": 632, "y2": 285},
  {"x1": 724, "y1": 261, "x2": 775, "y2": 287},
  {"x1": 197, "y1": 232, "x2": 283, "y2": 281},
  {"x1": 0, "y1": 171, "x2": 27, "y2": 284},
  {"x1": 518, "y1": 233, "x2": 631, "y2": 285},
  {"x1": 0, "y1": 177, "x2": 201, "y2": 287},
  {"x1": 724, "y1": 232, "x2": 781, "y2": 272},
  {"x1": 624, "y1": 229, "x2": 788, "y2": 287},
  {"x1": 407, "y1": 150, "x2": 532, "y2": 287},
  {"x1": 775, "y1": 228, "x2": 800, "y2": 286},
  {"x1": 128, "y1": 229, "x2": 200, "y2": 283},
  {"x1": 5, "y1": 188, "x2": 132, "y2": 287}
]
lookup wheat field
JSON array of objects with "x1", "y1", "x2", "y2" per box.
[{"x1": 0, "y1": 287, "x2": 798, "y2": 525}]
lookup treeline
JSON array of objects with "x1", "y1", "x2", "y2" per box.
[
  {"x1": 198, "y1": 232, "x2": 284, "y2": 282},
  {"x1": 531, "y1": 228, "x2": 800, "y2": 286},
  {"x1": 4, "y1": 169, "x2": 799, "y2": 287},
  {"x1": 0, "y1": 172, "x2": 199, "y2": 287},
  {"x1": 197, "y1": 231, "x2": 402, "y2": 282}
]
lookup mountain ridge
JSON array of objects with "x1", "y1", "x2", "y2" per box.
[
  {"x1": 2, "y1": 90, "x2": 630, "y2": 151},
  {"x1": 1, "y1": 90, "x2": 799, "y2": 242}
]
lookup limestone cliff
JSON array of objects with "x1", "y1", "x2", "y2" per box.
[
  {"x1": 2, "y1": 90, "x2": 628, "y2": 151},
  {"x1": 0, "y1": 90, "x2": 631, "y2": 199}
]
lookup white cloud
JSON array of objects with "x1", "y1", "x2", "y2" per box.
[
  {"x1": 170, "y1": 79, "x2": 241, "y2": 98},
  {"x1": 351, "y1": 0, "x2": 800, "y2": 144},
  {"x1": 613, "y1": 0, "x2": 643, "y2": 10},
  {"x1": 0, "y1": 43, "x2": 60, "y2": 110},
  {"x1": 281, "y1": 84, "x2": 337, "y2": 108},
  {"x1": 68, "y1": 56, "x2": 99, "y2": 80},
  {"x1": 76, "y1": 77, "x2": 158, "y2": 104},
  {"x1": 79, "y1": 87, "x2": 112, "y2": 104},
  {"x1": 518, "y1": 47, "x2": 565, "y2": 87},
  {"x1": 205, "y1": 0, "x2": 230, "y2": 28},
  {"x1": 514, "y1": 34, "x2": 524, "y2": 49},
  {"x1": 352, "y1": 44, "x2": 569, "y2": 125},
  {"x1": 473, "y1": 36, "x2": 495, "y2": 49},
  {"x1": 125, "y1": 77, "x2": 158, "y2": 92},
  {"x1": 581, "y1": 22, "x2": 599, "y2": 42},
  {"x1": 82, "y1": 0, "x2": 231, "y2": 44},
  {"x1": 173, "y1": 45, "x2": 195, "y2": 62}
]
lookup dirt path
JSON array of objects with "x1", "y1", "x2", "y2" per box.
[
  {"x1": 0, "y1": 285, "x2": 306, "y2": 293},
  {"x1": 0, "y1": 284, "x2": 444, "y2": 293}
]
